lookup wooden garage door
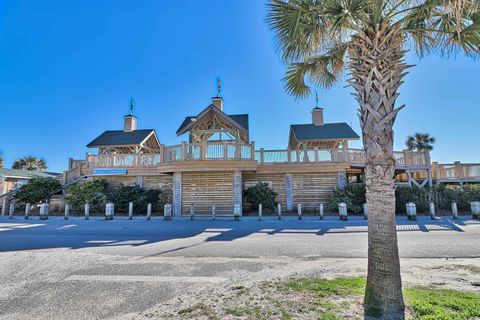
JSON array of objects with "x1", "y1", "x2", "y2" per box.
[
  {"x1": 243, "y1": 173, "x2": 286, "y2": 210},
  {"x1": 182, "y1": 172, "x2": 233, "y2": 215},
  {"x1": 292, "y1": 173, "x2": 337, "y2": 210}
]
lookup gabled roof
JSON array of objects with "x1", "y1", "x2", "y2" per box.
[
  {"x1": 0, "y1": 168, "x2": 56, "y2": 179},
  {"x1": 176, "y1": 105, "x2": 249, "y2": 135},
  {"x1": 290, "y1": 123, "x2": 360, "y2": 142},
  {"x1": 87, "y1": 129, "x2": 159, "y2": 148}
]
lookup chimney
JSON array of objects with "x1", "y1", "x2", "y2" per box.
[
  {"x1": 312, "y1": 107, "x2": 324, "y2": 126},
  {"x1": 211, "y1": 97, "x2": 224, "y2": 111},
  {"x1": 124, "y1": 115, "x2": 137, "y2": 132}
]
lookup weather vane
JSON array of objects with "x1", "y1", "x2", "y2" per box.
[
  {"x1": 216, "y1": 77, "x2": 222, "y2": 97},
  {"x1": 315, "y1": 90, "x2": 319, "y2": 108},
  {"x1": 129, "y1": 97, "x2": 135, "y2": 115}
]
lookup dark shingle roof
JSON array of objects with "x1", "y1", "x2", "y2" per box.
[
  {"x1": 87, "y1": 129, "x2": 155, "y2": 148},
  {"x1": 291, "y1": 123, "x2": 360, "y2": 141},
  {"x1": 177, "y1": 114, "x2": 249, "y2": 134}
]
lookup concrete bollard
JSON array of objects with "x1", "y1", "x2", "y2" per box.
[
  {"x1": 258, "y1": 204, "x2": 262, "y2": 220},
  {"x1": 451, "y1": 201, "x2": 458, "y2": 219},
  {"x1": 105, "y1": 202, "x2": 114, "y2": 220},
  {"x1": 128, "y1": 202, "x2": 133, "y2": 220},
  {"x1": 319, "y1": 203, "x2": 324, "y2": 220},
  {"x1": 8, "y1": 203, "x2": 14, "y2": 219},
  {"x1": 297, "y1": 203, "x2": 302, "y2": 220},
  {"x1": 471, "y1": 201, "x2": 480, "y2": 220},
  {"x1": 25, "y1": 203, "x2": 31, "y2": 219},
  {"x1": 233, "y1": 203, "x2": 241, "y2": 221},
  {"x1": 39, "y1": 203, "x2": 49, "y2": 220},
  {"x1": 164, "y1": 204, "x2": 172, "y2": 221},
  {"x1": 147, "y1": 203, "x2": 152, "y2": 220},
  {"x1": 406, "y1": 202, "x2": 417, "y2": 220},
  {"x1": 362, "y1": 203, "x2": 368, "y2": 220},
  {"x1": 84, "y1": 203, "x2": 90, "y2": 220},
  {"x1": 212, "y1": 204, "x2": 216, "y2": 220},
  {"x1": 1, "y1": 198, "x2": 7, "y2": 216},
  {"x1": 190, "y1": 203, "x2": 194, "y2": 220},
  {"x1": 338, "y1": 202, "x2": 347, "y2": 221},
  {"x1": 429, "y1": 202, "x2": 436, "y2": 219},
  {"x1": 64, "y1": 204, "x2": 70, "y2": 220}
]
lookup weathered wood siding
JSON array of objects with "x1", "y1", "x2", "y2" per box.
[
  {"x1": 182, "y1": 172, "x2": 233, "y2": 215},
  {"x1": 243, "y1": 173, "x2": 287, "y2": 210},
  {"x1": 291, "y1": 173, "x2": 337, "y2": 210},
  {"x1": 96, "y1": 176, "x2": 136, "y2": 187},
  {"x1": 143, "y1": 175, "x2": 173, "y2": 206}
]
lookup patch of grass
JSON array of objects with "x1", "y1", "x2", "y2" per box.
[
  {"x1": 405, "y1": 286, "x2": 480, "y2": 320},
  {"x1": 177, "y1": 303, "x2": 219, "y2": 320},
  {"x1": 318, "y1": 311, "x2": 342, "y2": 320},
  {"x1": 285, "y1": 277, "x2": 366, "y2": 297}
]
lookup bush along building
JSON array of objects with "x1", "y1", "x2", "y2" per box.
[{"x1": 63, "y1": 95, "x2": 477, "y2": 216}]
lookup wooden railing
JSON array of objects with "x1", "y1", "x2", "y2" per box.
[{"x1": 433, "y1": 162, "x2": 480, "y2": 180}]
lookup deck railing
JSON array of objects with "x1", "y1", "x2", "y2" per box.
[
  {"x1": 85, "y1": 142, "x2": 430, "y2": 169},
  {"x1": 433, "y1": 162, "x2": 480, "y2": 180}
]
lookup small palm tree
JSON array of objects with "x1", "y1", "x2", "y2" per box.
[
  {"x1": 12, "y1": 156, "x2": 48, "y2": 171},
  {"x1": 267, "y1": 1, "x2": 479, "y2": 318},
  {"x1": 406, "y1": 133, "x2": 436, "y2": 151}
]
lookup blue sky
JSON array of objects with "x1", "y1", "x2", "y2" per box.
[{"x1": 0, "y1": 0, "x2": 479, "y2": 172}]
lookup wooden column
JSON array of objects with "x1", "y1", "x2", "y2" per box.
[
  {"x1": 173, "y1": 172, "x2": 182, "y2": 216},
  {"x1": 285, "y1": 174, "x2": 293, "y2": 211},
  {"x1": 233, "y1": 171, "x2": 243, "y2": 216}
]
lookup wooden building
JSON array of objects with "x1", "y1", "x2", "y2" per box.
[{"x1": 66, "y1": 95, "x2": 435, "y2": 215}]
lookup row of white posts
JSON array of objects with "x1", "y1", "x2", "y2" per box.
[{"x1": 5, "y1": 201, "x2": 480, "y2": 221}]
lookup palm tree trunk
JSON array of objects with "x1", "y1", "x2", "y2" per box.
[{"x1": 348, "y1": 24, "x2": 409, "y2": 319}]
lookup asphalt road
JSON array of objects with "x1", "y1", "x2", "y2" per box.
[{"x1": 0, "y1": 215, "x2": 479, "y2": 319}]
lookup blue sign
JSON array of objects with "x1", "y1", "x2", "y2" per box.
[{"x1": 92, "y1": 168, "x2": 128, "y2": 176}]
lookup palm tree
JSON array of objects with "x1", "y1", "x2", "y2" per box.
[
  {"x1": 406, "y1": 133, "x2": 436, "y2": 151},
  {"x1": 267, "y1": 1, "x2": 479, "y2": 318},
  {"x1": 0, "y1": 153, "x2": 3, "y2": 168},
  {"x1": 12, "y1": 156, "x2": 48, "y2": 171}
]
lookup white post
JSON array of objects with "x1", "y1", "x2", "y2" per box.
[
  {"x1": 451, "y1": 201, "x2": 458, "y2": 219},
  {"x1": 429, "y1": 202, "x2": 436, "y2": 220},
  {"x1": 147, "y1": 203, "x2": 152, "y2": 220},
  {"x1": 25, "y1": 203, "x2": 31, "y2": 220},
  {"x1": 128, "y1": 202, "x2": 133, "y2": 220},
  {"x1": 84, "y1": 203, "x2": 90, "y2": 220},
  {"x1": 105, "y1": 202, "x2": 114, "y2": 220},
  {"x1": 471, "y1": 201, "x2": 480, "y2": 220},
  {"x1": 258, "y1": 203, "x2": 262, "y2": 220},
  {"x1": 64, "y1": 204, "x2": 70, "y2": 220},
  {"x1": 297, "y1": 203, "x2": 302, "y2": 220},
  {"x1": 406, "y1": 202, "x2": 417, "y2": 220},
  {"x1": 39, "y1": 203, "x2": 49, "y2": 220},
  {"x1": 212, "y1": 204, "x2": 216, "y2": 220},
  {"x1": 190, "y1": 203, "x2": 194, "y2": 220},
  {"x1": 233, "y1": 203, "x2": 241, "y2": 221},
  {"x1": 362, "y1": 203, "x2": 368, "y2": 220},
  {"x1": 319, "y1": 203, "x2": 324, "y2": 220},
  {"x1": 338, "y1": 202, "x2": 347, "y2": 221},
  {"x1": 277, "y1": 203, "x2": 282, "y2": 220},
  {"x1": 8, "y1": 203, "x2": 14, "y2": 219},
  {"x1": 164, "y1": 203, "x2": 172, "y2": 221}
]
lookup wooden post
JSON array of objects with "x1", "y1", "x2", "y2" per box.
[
  {"x1": 147, "y1": 203, "x2": 152, "y2": 220},
  {"x1": 250, "y1": 141, "x2": 255, "y2": 160},
  {"x1": 128, "y1": 202, "x2": 133, "y2": 220},
  {"x1": 212, "y1": 203, "x2": 216, "y2": 220},
  {"x1": 314, "y1": 147, "x2": 319, "y2": 162},
  {"x1": 64, "y1": 204, "x2": 70, "y2": 220},
  {"x1": 297, "y1": 203, "x2": 302, "y2": 220},
  {"x1": 260, "y1": 148, "x2": 265, "y2": 164},
  {"x1": 182, "y1": 141, "x2": 187, "y2": 161},
  {"x1": 223, "y1": 141, "x2": 228, "y2": 160},
  {"x1": 287, "y1": 148, "x2": 292, "y2": 163},
  {"x1": 277, "y1": 203, "x2": 281, "y2": 220},
  {"x1": 258, "y1": 203, "x2": 262, "y2": 220},
  {"x1": 25, "y1": 203, "x2": 31, "y2": 219},
  {"x1": 319, "y1": 203, "x2": 324, "y2": 220},
  {"x1": 85, "y1": 203, "x2": 90, "y2": 220},
  {"x1": 429, "y1": 202, "x2": 436, "y2": 219},
  {"x1": 8, "y1": 203, "x2": 14, "y2": 219},
  {"x1": 338, "y1": 202, "x2": 347, "y2": 221},
  {"x1": 190, "y1": 203, "x2": 194, "y2": 219},
  {"x1": 342, "y1": 140, "x2": 348, "y2": 162},
  {"x1": 1, "y1": 198, "x2": 8, "y2": 216},
  {"x1": 303, "y1": 145, "x2": 309, "y2": 162},
  {"x1": 233, "y1": 203, "x2": 241, "y2": 221}
]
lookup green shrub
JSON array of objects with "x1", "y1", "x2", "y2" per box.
[
  {"x1": 14, "y1": 177, "x2": 61, "y2": 204},
  {"x1": 245, "y1": 182, "x2": 278, "y2": 211},
  {"x1": 436, "y1": 184, "x2": 480, "y2": 211},
  {"x1": 66, "y1": 179, "x2": 109, "y2": 212},
  {"x1": 107, "y1": 186, "x2": 161, "y2": 213},
  {"x1": 395, "y1": 185, "x2": 429, "y2": 213},
  {"x1": 330, "y1": 183, "x2": 366, "y2": 213}
]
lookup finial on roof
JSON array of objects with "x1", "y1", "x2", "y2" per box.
[
  {"x1": 216, "y1": 77, "x2": 222, "y2": 97},
  {"x1": 129, "y1": 97, "x2": 135, "y2": 115}
]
